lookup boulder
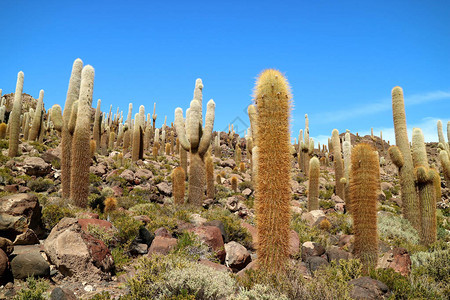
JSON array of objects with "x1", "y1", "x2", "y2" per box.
[
  {"x1": 289, "y1": 230, "x2": 300, "y2": 257},
  {"x1": 306, "y1": 256, "x2": 328, "y2": 272},
  {"x1": 13, "y1": 228, "x2": 39, "y2": 245},
  {"x1": 90, "y1": 164, "x2": 107, "y2": 176},
  {"x1": 242, "y1": 188, "x2": 252, "y2": 197},
  {"x1": 190, "y1": 214, "x2": 207, "y2": 226},
  {"x1": 0, "y1": 193, "x2": 43, "y2": 236},
  {"x1": 326, "y1": 246, "x2": 352, "y2": 263},
  {"x1": 349, "y1": 277, "x2": 390, "y2": 299},
  {"x1": 204, "y1": 220, "x2": 228, "y2": 243},
  {"x1": 199, "y1": 259, "x2": 230, "y2": 272},
  {"x1": 135, "y1": 168, "x2": 153, "y2": 179},
  {"x1": 10, "y1": 252, "x2": 50, "y2": 279},
  {"x1": 220, "y1": 159, "x2": 236, "y2": 169},
  {"x1": 77, "y1": 218, "x2": 113, "y2": 233},
  {"x1": 42, "y1": 148, "x2": 61, "y2": 165},
  {"x1": 156, "y1": 182, "x2": 172, "y2": 196},
  {"x1": 23, "y1": 157, "x2": 52, "y2": 176},
  {"x1": 50, "y1": 287, "x2": 78, "y2": 300},
  {"x1": 0, "y1": 249, "x2": 8, "y2": 279},
  {"x1": 148, "y1": 236, "x2": 177, "y2": 255},
  {"x1": 0, "y1": 214, "x2": 28, "y2": 239},
  {"x1": 301, "y1": 210, "x2": 327, "y2": 227},
  {"x1": 377, "y1": 247, "x2": 411, "y2": 276},
  {"x1": 44, "y1": 218, "x2": 114, "y2": 280},
  {"x1": 189, "y1": 226, "x2": 225, "y2": 262},
  {"x1": 0, "y1": 237, "x2": 14, "y2": 255},
  {"x1": 225, "y1": 241, "x2": 251, "y2": 271},
  {"x1": 301, "y1": 241, "x2": 326, "y2": 261},
  {"x1": 119, "y1": 169, "x2": 135, "y2": 182},
  {"x1": 241, "y1": 222, "x2": 258, "y2": 250}
]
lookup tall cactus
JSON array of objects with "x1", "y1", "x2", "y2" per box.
[
  {"x1": 132, "y1": 113, "x2": 141, "y2": 162},
  {"x1": 93, "y1": 99, "x2": 102, "y2": 150},
  {"x1": 332, "y1": 129, "x2": 345, "y2": 200},
  {"x1": 174, "y1": 93, "x2": 215, "y2": 205},
  {"x1": 437, "y1": 120, "x2": 449, "y2": 153},
  {"x1": 412, "y1": 128, "x2": 437, "y2": 246},
  {"x1": 172, "y1": 166, "x2": 185, "y2": 205},
  {"x1": 206, "y1": 154, "x2": 215, "y2": 199},
  {"x1": 253, "y1": 69, "x2": 291, "y2": 273},
  {"x1": 350, "y1": 143, "x2": 379, "y2": 272},
  {"x1": 308, "y1": 156, "x2": 320, "y2": 211},
  {"x1": 51, "y1": 105, "x2": 63, "y2": 133},
  {"x1": 28, "y1": 90, "x2": 44, "y2": 141},
  {"x1": 439, "y1": 150, "x2": 450, "y2": 187},
  {"x1": 391, "y1": 86, "x2": 420, "y2": 231},
  {"x1": 70, "y1": 65, "x2": 95, "y2": 207},
  {"x1": 61, "y1": 58, "x2": 83, "y2": 198},
  {"x1": 8, "y1": 71, "x2": 24, "y2": 157}
]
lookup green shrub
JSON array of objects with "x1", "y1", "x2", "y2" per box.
[
  {"x1": 27, "y1": 178, "x2": 53, "y2": 192},
  {"x1": 173, "y1": 232, "x2": 212, "y2": 260},
  {"x1": 111, "y1": 246, "x2": 131, "y2": 274},
  {"x1": 41, "y1": 204, "x2": 75, "y2": 230},
  {"x1": 29, "y1": 141, "x2": 48, "y2": 153},
  {"x1": 291, "y1": 215, "x2": 328, "y2": 246},
  {"x1": 319, "y1": 184, "x2": 334, "y2": 200},
  {"x1": 378, "y1": 212, "x2": 423, "y2": 253},
  {"x1": 13, "y1": 277, "x2": 50, "y2": 300},
  {"x1": 319, "y1": 199, "x2": 334, "y2": 210},
  {"x1": 232, "y1": 284, "x2": 289, "y2": 300},
  {"x1": 87, "y1": 224, "x2": 116, "y2": 248},
  {"x1": 89, "y1": 173, "x2": 103, "y2": 187},
  {"x1": 89, "y1": 291, "x2": 111, "y2": 300},
  {"x1": 0, "y1": 167, "x2": 14, "y2": 185},
  {"x1": 238, "y1": 181, "x2": 253, "y2": 191},
  {"x1": 110, "y1": 212, "x2": 142, "y2": 244},
  {"x1": 154, "y1": 175, "x2": 165, "y2": 184},
  {"x1": 0, "y1": 140, "x2": 8, "y2": 149}
]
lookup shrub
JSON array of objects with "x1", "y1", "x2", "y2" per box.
[
  {"x1": 172, "y1": 231, "x2": 212, "y2": 260},
  {"x1": 27, "y1": 178, "x2": 54, "y2": 192},
  {"x1": 378, "y1": 212, "x2": 423, "y2": 253},
  {"x1": 13, "y1": 277, "x2": 50, "y2": 300},
  {"x1": 238, "y1": 181, "x2": 253, "y2": 191},
  {"x1": 41, "y1": 204, "x2": 75, "y2": 230},
  {"x1": 291, "y1": 215, "x2": 328, "y2": 246},
  {"x1": 0, "y1": 167, "x2": 14, "y2": 185},
  {"x1": 110, "y1": 212, "x2": 142, "y2": 244},
  {"x1": 111, "y1": 246, "x2": 130, "y2": 274},
  {"x1": 87, "y1": 224, "x2": 116, "y2": 248},
  {"x1": 232, "y1": 284, "x2": 289, "y2": 300}
]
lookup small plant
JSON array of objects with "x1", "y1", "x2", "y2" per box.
[
  {"x1": 27, "y1": 178, "x2": 54, "y2": 192},
  {"x1": 13, "y1": 277, "x2": 50, "y2": 300},
  {"x1": 41, "y1": 204, "x2": 76, "y2": 230}
]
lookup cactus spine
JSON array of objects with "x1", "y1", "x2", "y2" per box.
[
  {"x1": 70, "y1": 65, "x2": 95, "y2": 207},
  {"x1": 412, "y1": 128, "x2": 437, "y2": 246},
  {"x1": 174, "y1": 80, "x2": 215, "y2": 205},
  {"x1": 61, "y1": 59, "x2": 83, "y2": 198},
  {"x1": 254, "y1": 69, "x2": 291, "y2": 273},
  {"x1": 8, "y1": 71, "x2": 24, "y2": 157},
  {"x1": 28, "y1": 90, "x2": 44, "y2": 141},
  {"x1": 308, "y1": 157, "x2": 320, "y2": 211},
  {"x1": 391, "y1": 86, "x2": 420, "y2": 230},
  {"x1": 172, "y1": 166, "x2": 186, "y2": 205},
  {"x1": 332, "y1": 129, "x2": 345, "y2": 200},
  {"x1": 350, "y1": 143, "x2": 379, "y2": 271}
]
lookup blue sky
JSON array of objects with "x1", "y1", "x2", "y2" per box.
[{"x1": 1, "y1": 0, "x2": 449, "y2": 146}]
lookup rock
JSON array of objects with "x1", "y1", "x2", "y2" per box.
[
  {"x1": 335, "y1": 202, "x2": 345, "y2": 212},
  {"x1": 204, "y1": 220, "x2": 228, "y2": 243},
  {"x1": 301, "y1": 210, "x2": 326, "y2": 227},
  {"x1": 326, "y1": 246, "x2": 352, "y2": 263},
  {"x1": 301, "y1": 241, "x2": 326, "y2": 261},
  {"x1": 306, "y1": 256, "x2": 328, "y2": 272},
  {"x1": 242, "y1": 188, "x2": 252, "y2": 197},
  {"x1": 226, "y1": 195, "x2": 245, "y2": 212},
  {"x1": 148, "y1": 236, "x2": 177, "y2": 255},
  {"x1": 331, "y1": 194, "x2": 344, "y2": 203},
  {"x1": 119, "y1": 169, "x2": 135, "y2": 182},
  {"x1": 90, "y1": 164, "x2": 107, "y2": 176},
  {"x1": 380, "y1": 182, "x2": 393, "y2": 191},
  {"x1": 23, "y1": 157, "x2": 52, "y2": 176},
  {"x1": 338, "y1": 234, "x2": 354, "y2": 251},
  {"x1": 50, "y1": 287, "x2": 78, "y2": 300},
  {"x1": 154, "y1": 227, "x2": 172, "y2": 238},
  {"x1": 156, "y1": 182, "x2": 172, "y2": 196},
  {"x1": 291, "y1": 206, "x2": 303, "y2": 215},
  {"x1": 236, "y1": 260, "x2": 258, "y2": 277},
  {"x1": 4, "y1": 185, "x2": 18, "y2": 193},
  {"x1": 225, "y1": 241, "x2": 251, "y2": 271},
  {"x1": 241, "y1": 222, "x2": 258, "y2": 249},
  {"x1": 42, "y1": 148, "x2": 61, "y2": 164},
  {"x1": 220, "y1": 159, "x2": 236, "y2": 169},
  {"x1": 199, "y1": 259, "x2": 230, "y2": 272},
  {"x1": 377, "y1": 190, "x2": 386, "y2": 202},
  {"x1": 135, "y1": 168, "x2": 153, "y2": 179},
  {"x1": 10, "y1": 252, "x2": 50, "y2": 279},
  {"x1": 0, "y1": 193, "x2": 43, "y2": 236},
  {"x1": 0, "y1": 214, "x2": 28, "y2": 239},
  {"x1": 13, "y1": 228, "x2": 39, "y2": 245},
  {"x1": 43, "y1": 218, "x2": 114, "y2": 280},
  {"x1": 0, "y1": 237, "x2": 14, "y2": 255},
  {"x1": 290, "y1": 230, "x2": 300, "y2": 257},
  {"x1": 77, "y1": 218, "x2": 113, "y2": 233},
  {"x1": 377, "y1": 247, "x2": 411, "y2": 276},
  {"x1": 0, "y1": 249, "x2": 8, "y2": 279},
  {"x1": 349, "y1": 276, "x2": 390, "y2": 299},
  {"x1": 84, "y1": 285, "x2": 95, "y2": 292},
  {"x1": 129, "y1": 242, "x2": 148, "y2": 256},
  {"x1": 190, "y1": 213, "x2": 207, "y2": 226},
  {"x1": 111, "y1": 185, "x2": 123, "y2": 197},
  {"x1": 137, "y1": 227, "x2": 154, "y2": 246},
  {"x1": 189, "y1": 226, "x2": 225, "y2": 262}
]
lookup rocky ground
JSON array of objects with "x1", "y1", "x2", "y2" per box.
[{"x1": 0, "y1": 131, "x2": 449, "y2": 300}]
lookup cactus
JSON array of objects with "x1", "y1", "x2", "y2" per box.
[
  {"x1": 8, "y1": 71, "x2": 24, "y2": 157},
  {"x1": 350, "y1": 143, "x2": 379, "y2": 271},
  {"x1": 93, "y1": 99, "x2": 102, "y2": 150},
  {"x1": 412, "y1": 128, "x2": 437, "y2": 246},
  {"x1": 28, "y1": 90, "x2": 44, "y2": 141},
  {"x1": 253, "y1": 69, "x2": 291, "y2": 273},
  {"x1": 70, "y1": 65, "x2": 95, "y2": 207},
  {"x1": 104, "y1": 197, "x2": 117, "y2": 214},
  {"x1": 109, "y1": 132, "x2": 115, "y2": 150},
  {"x1": 174, "y1": 82, "x2": 215, "y2": 205},
  {"x1": 439, "y1": 150, "x2": 450, "y2": 186},
  {"x1": 132, "y1": 113, "x2": 141, "y2": 162},
  {"x1": 391, "y1": 86, "x2": 420, "y2": 230},
  {"x1": 61, "y1": 58, "x2": 83, "y2": 198},
  {"x1": 308, "y1": 157, "x2": 320, "y2": 211},
  {"x1": 331, "y1": 129, "x2": 345, "y2": 200},
  {"x1": 51, "y1": 105, "x2": 63, "y2": 133},
  {"x1": 230, "y1": 176, "x2": 237, "y2": 192},
  {"x1": 205, "y1": 154, "x2": 215, "y2": 199},
  {"x1": 0, "y1": 123, "x2": 6, "y2": 139},
  {"x1": 437, "y1": 120, "x2": 449, "y2": 153},
  {"x1": 152, "y1": 102, "x2": 157, "y2": 129},
  {"x1": 235, "y1": 144, "x2": 241, "y2": 165},
  {"x1": 123, "y1": 126, "x2": 131, "y2": 154},
  {"x1": 172, "y1": 166, "x2": 186, "y2": 205},
  {"x1": 165, "y1": 143, "x2": 170, "y2": 155},
  {"x1": 90, "y1": 139, "x2": 97, "y2": 159},
  {"x1": 214, "y1": 134, "x2": 221, "y2": 158},
  {"x1": 239, "y1": 162, "x2": 245, "y2": 172}
]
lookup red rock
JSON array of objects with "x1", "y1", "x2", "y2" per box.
[
  {"x1": 111, "y1": 185, "x2": 123, "y2": 197},
  {"x1": 0, "y1": 248, "x2": 8, "y2": 277},
  {"x1": 154, "y1": 227, "x2": 172, "y2": 238},
  {"x1": 198, "y1": 259, "x2": 230, "y2": 272},
  {"x1": 78, "y1": 219, "x2": 112, "y2": 232},
  {"x1": 241, "y1": 222, "x2": 258, "y2": 250},
  {"x1": 377, "y1": 247, "x2": 411, "y2": 277},
  {"x1": 148, "y1": 236, "x2": 177, "y2": 255},
  {"x1": 225, "y1": 241, "x2": 251, "y2": 271},
  {"x1": 81, "y1": 233, "x2": 114, "y2": 272},
  {"x1": 289, "y1": 230, "x2": 300, "y2": 257},
  {"x1": 236, "y1": 260, "x2": 258, "y2": 277},
  {"x1": 4, "y1": 185, "x2": 18, "y2": 193},
  {"x1": 189, "y1": 226, "x2": 225, "y2": 262}
]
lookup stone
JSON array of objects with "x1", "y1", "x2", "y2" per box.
[
  {"x1": 119, "y1": 169, "x2": 135, "y2": 182},
  {"x1": 129, "y1": 242, "x2": 148, "y2": 256},
  {"x1": 242, "y1": 188, "x2": 252, "y2": 197},
  {"x1": 77, "y1": 218, "x2": 113, "y2": 233},
  {"x1": 301, "y1": 210, "x2": 326, "y2": 227},
  {"x1": 204, "y1": 220, "x2": 228, "y2": 243},
  {"x1": 301, "y1": 241, "x2": 326, "y2": 261},
  {"x1": 0, "y1": 193, "x2": 43, "y2": 236},
  {"x1": 331, "y1": 194, "x2": 344, "y2": 203},
  {"x1": 4, "y1": 185, "x2": 18, "y2": 193},
  {"x1": 241, "y1": 222, "x2": 258, "y2": 250},
  {"x1": 135, "y1": 168, "x2": 153, "y2": 179},
  {"x1": 90, "y1": 164, "x2": 107, "y2": 176},
  {"x1": 50, "y1": 287, "x2": 78, "y2": 300},
  {"x1": 154, "y1": 227, "x2": 172, "y2": 238},
  {"x1": 199, "y1": 259, "x2": 230, "y2": 272},
  {"x1": 13, "y1": 228, "x2": 39, "y2": 245},
  {"x1": 225, "y1": 241, "x2": 251, "y2": 271},
  {"x1": 84, "y1": 285, "x2": 95, "y2": 292},
  {"x1": 349, "y1": 276, "x2": 390, "y2": 299},
  {"x1": 220, "y1": 159, "x2": 236, "y2": 169},
  {"x1": 335, "y1": 203, "x2": 345, "y2": 212},
  {"x1": 306, "y1": 256, "x2": 328, "y2": 272},
  {"x1": 236, "y1": 260, "x2": 258, "y2": 277},
  {"x1": 44, "y1": 218, "x2": 114, "y2": 280},
  {"x1": 10, "y1": 252, "x2": 50, "y2": 279},
  {"x1": 0, "y1": 214, "x2": 28, "y2": 240},
  {"x1": 338, "y1": 234, "x2": 354, "y2": 252},
  {"x1": 0, "y1": 237, "x2": 14, "y2": 255},
  {"x1": 377, "y1": 247, "x2": 411, "y2": 276},
  {"x1": 190, "y1": 213, "x2": 207, "y2": 226},
  {"x1": 189, "y1": 226, "x2": 225, "y2": 262},
  {"x1": 326, "y1": 246, "x2": 352, "y2": 263},
  {"x1": 156, "y1": 182, "x2": 172, "y2": 196},
  {"x1": 137, "y1": 227, "x2": 154, "y2": 246},
  {"x1": 380, "y1": 182, "x2": 393, "y2": 191},
  {"x1": 289, "y1": 230, "x2": 300, "y2": 257},
  {"x1": 0, "y1": 249, "x2": 8, "y2": 278},
  {"x1": 377, "y1": 190, "x2": 386, "y2": 202},
  {"x1": 148, "y1": 236, "x2": 177, "y2": 255},
  {"x1": 23, "y1": 157, "x2": 52, "y2": 176},
  {"x1": 291, "y1": 206, "x2": 303, "y2": 215}
]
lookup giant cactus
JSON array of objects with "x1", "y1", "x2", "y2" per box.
[
  {"x1": 61, "y1": 58, "x2": 83, "y2": 198},
  {"x1": 350, "y1": 143, "x2": 379, "y2": 272},
  {"x1": 8, "y1": 71, "x2": 24, "y2": 157},
  {"x1": 332, "y1": 129, "x2": 345, "y2": 200},
  {"x1": 308, "y1": 156, "x2": 320, "y2": 211},
  {"x1": 174, "y1": 92, "x2": 215, "y2": 205},
  {"x1": 93, "y1": 99, "x2": 102, "y2": 150},
  {"x1": 391, "y1": 86, "x2": 420, "y2": 230},
  {"x1": 70, "y1": 65, "x2": 95, "y2": 207},
  {"x1": 439, "y1": 150, "x2": 450, "y2": 187},
  {"x1": 253, "y1": 69, "x2": 291, "y2": 273},
  {"x1": 28, "y1": 90, "x2": 44, "y2": 141}
]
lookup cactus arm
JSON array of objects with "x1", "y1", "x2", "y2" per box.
[
  {"x1": 198, "y1": 99, "x2": 216, "y2": 155},
  {"x1": 174, "y1": 107, "x2": 191, "y2": 151},
  {"x1": 188, "y1": 100, "x2": 201, "y2": 150}
]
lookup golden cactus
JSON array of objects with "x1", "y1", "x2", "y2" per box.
[
  {"x1": 206, "y1": 154, "x2": 215, "y2": 199},
  {"x1": 307, "y1": 157, "x2": 320, "y2": 211},
  {"x1": 172, "y1": 166, "x2": 185, "y2": 205},
  {"x1": 231, "y1": 176, "x2": 238, "y2": 193}
]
